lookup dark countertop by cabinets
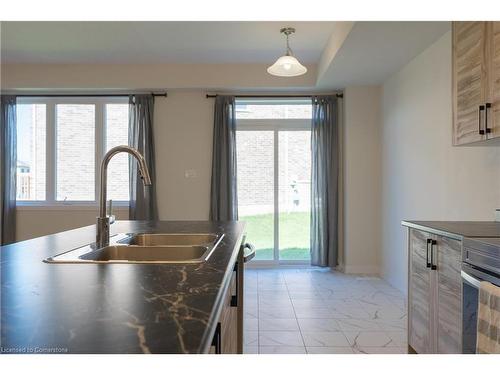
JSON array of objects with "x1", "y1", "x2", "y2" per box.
[
  {"x1": 402, "y1": 220, "x2": 500, "y2": 241},
  {"x1": 0, "y1": 221, "x2": 245, "y2": 354}
]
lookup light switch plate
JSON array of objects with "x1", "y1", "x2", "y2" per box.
[{"x1": 184, "y1": 169, "x2": 197, "y2": 178}]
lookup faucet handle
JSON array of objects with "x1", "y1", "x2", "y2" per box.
[{"x1": 108, "y1": 200, "x2": 116, "y2": 224}]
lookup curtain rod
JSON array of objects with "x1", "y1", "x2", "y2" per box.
[
  {"x1": 12, "y1": 92, "x2": 168, "y2": 98},
  {"x1": 205, "y1": 93, "x2": 343, "y2": 99}
]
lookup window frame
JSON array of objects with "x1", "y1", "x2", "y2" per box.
[
  {"x1": 16, "y1": 96, "x2": 130, "y2": 207},
  {"x1": 235, "y1": 99, "x2": 312, "y2": 266}
]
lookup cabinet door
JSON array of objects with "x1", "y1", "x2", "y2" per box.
[
  {"x1": 487, "y1": 22, "x2": 500, "y2": 139},
  {"x1": 408, "y1": 229, "x2": 433, "y2": 353},
  {"x1": 453, "y1": 21, "x2": 488, "y2": 145},
  {"x1": 220, "y1": 272, "x2": 238, "y2": 354},
  {"x1": 436, "y1": 236, "x2": 462, "y2": 353}
]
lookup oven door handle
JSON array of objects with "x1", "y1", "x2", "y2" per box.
[{"x1": 461, "y1": 270, "x2": 482, "y2": 289}]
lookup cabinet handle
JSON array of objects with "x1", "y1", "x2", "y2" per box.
[
  {"x1": 426, "y1": 239, "x2": 431, "y2": 268},
  {"x1": 485, "y1": 103, "x2": 492, "y2": 134},
  {"x1": 430, "y1": 239, "x2": 437, "y2": 270},
  {"x1": 230, "y1": 263, "x2": 238, "y2": 307},
  {"x1": 211, "y1": 322, "x2": 221, "y2": 354},
  {"x1": 426, "y1": 238, "x2": 431, "y2": 268},
  {"x1": 479, "y1": 105, "x2": 485, "y2": 135}
]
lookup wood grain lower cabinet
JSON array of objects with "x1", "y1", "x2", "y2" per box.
[
  {"x1": 407, "y1": 228, "x2": 462, "y2": 354},
  {"x1": 220, "y1": 272, "x2": 238, "y2": 354},
  {"x1": 436, "y1": 236, "x2": 462, "y2": 353},
  {"x1": 409, "y1": 229, "x2": 433, "y2": 353},
  {"x1": 210, "y1": 243, "x2": 245, "y2": 354}
]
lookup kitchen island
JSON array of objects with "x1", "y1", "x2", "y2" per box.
[{"x1": 0, "y1": 221, "x2": 245, "y2": 354}]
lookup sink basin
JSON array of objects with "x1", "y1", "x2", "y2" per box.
[
  {"x1": 79, "y1": 245, "x2": 209, "y2": 263},
  {"x1": 124, "y1": 233, "x2": 219, "y2": 246},
  {"x1": 44, "y1": 232, "x2": 224, "y2": 264}
]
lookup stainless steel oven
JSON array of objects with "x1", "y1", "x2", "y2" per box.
[{"x1": 461, "y1": 238, "x2": 500, "y2": 354}]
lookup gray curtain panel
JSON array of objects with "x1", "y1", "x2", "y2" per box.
[
  {"x1": 1, "y1": 96, "x2": 17, "y2": 245},
  {"x1": 310, "y1": 95, "x2": 339, "y2": 267},
  {"x1": 128, "y1": 94, "x2": 158, "y2": 221},
  {"x1": 209, "y1": 95, "x2": 238, "y2": 221}
]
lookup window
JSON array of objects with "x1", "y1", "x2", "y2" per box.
[
  {"x1": 16, "y1": 97, "x2": 130, "y2": 205},
  {"x1": 16, "y1": 103, "x2": 46, "y2": 201},
  {"x1": 235, "y1": 99, "x2": 312, "y2": 264}
]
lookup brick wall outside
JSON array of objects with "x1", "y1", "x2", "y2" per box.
[
  {"x1": 236, "y1": 130, "x2": 311, "y2": 216},
  {"x1": 236, "y1": 103, "x2": 311, "y2": 119},
  {"x1": 105, "y1": 104, "x2": 129, "y2": 201},
  {"x1": 56, "y1": 104, "x2": 96, "y2": 201},
  {"x1": 18, "y1": 103, "x2": 129, "y2": 202}
]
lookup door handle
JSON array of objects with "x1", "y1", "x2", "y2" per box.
[
  {"x1": 479, "y1": 105, "x2": 485, "y2": 135},
  {"x1": 430, "y1": 239, "x2": 437, "y2": 270},
  {"x1": 426, "y1": 238, "x2": 431, "y2": 268},
  {"x1": 485, "y1": 103, "x2": 492, "y2": 134}
]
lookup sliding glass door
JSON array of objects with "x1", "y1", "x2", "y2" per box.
[{"x1": 235, "y1": 99, "x2": 311, "y2": 264}]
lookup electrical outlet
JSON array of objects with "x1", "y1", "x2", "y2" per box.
[
  {"x1": 496, "y1": 209, "x2": 500, "y2": 222},
  {"x1": 184, "y1": 169, "x2": 197, "y2": 178}
]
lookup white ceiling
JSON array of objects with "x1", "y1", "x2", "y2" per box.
[
  {"x1": 1, "y1": 21, "x2": 452, "y2": 90},
  {"x1": 0, "y1": 21, "x2": 337, "y2": 64},
  {"x1": 317, "y1": 21, "x2": 451, "y2": 88}
]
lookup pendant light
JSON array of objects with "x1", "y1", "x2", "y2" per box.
[{"x1": 267, "y1": 27, "x2": 307, "y2": 77}]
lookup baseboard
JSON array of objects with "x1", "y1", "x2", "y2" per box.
[{"x1": 342, "y1": 264, "x2": 380, "y2": 275}]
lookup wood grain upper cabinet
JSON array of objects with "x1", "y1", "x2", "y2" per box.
[
  {"x1": 435, "y1": 236, "x2": 462, "y2": 354},
  {"x1": 408, "y1": 229, "x2": 433, "y2": 354},
  {"x1": 452, "y1": 22, "x2": 488, "y2": 145},
  {"x1": 487, "y1": 22, "x2": 500, "y2": 139},
  {"x1": 453, "y1": 21, "x2": 500, "y2": 144}
]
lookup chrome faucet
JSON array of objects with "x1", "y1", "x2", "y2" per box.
[{"x1": 96, "y1": 145, "x2": 152, "y2": 248}]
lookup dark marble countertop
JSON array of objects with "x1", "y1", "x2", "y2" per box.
[
  {"x1": 401, "y1": 220, "x2": 500, "y2": 240},
  {"x1": 0, "y1": 221, "x2": 245, "y2": 354}
]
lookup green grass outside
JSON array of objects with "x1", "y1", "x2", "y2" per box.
[{"x1": 239, "y1": 211, "x2": 310, "y2": 261}]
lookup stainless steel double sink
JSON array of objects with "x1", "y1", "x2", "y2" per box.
[{"x1": 44, "y1": 233, "x2": 224, "y2": 264}]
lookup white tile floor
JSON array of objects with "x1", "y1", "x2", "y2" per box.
[{"x1": 243, "y1": 268, "x2": 408, "y2": 354}]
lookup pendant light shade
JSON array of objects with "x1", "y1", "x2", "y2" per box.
[{"x1": 268, "y1": 27, "x2": 307, "y2": 77}]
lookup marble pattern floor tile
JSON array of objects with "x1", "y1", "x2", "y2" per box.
[
  {"x1": 244, "y1": 318, "x2": 259, "y2": 331},
  {"x1": 259, "y1": 307, "x2": 296, "y2": 319},
  {"x1": 297, "y1": 318, "x2": 341, "y2": 332},
  {"x1": 244, "y1": 331, "x2": 259, "y2": 346},
  {"x1": 259, "y1": 346, "x2": 307, "y2": 354},
  {"x1": 243, "y1": 268, "x2": 407, "y2": 355},
  {"x1": 259, "y1": 331, "x2": 305, "y2": 346},
  {"x1": 243, "y1": 346, "x2": 259, "y2": 354},
  {"x1": 343, "y1": 331, "x2": 396, "y2": 348},
  {"x1": 259, "y1": 318, "x2": 300, "y2": 331},
  {"x1": 302, "y1": 332, "x2": 351, "y2": 347},
  {"x1": 306, "y1": 346, "x2": 355, "y2": 354}
]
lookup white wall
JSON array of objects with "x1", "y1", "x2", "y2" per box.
[
  {"x1": 16, "y1": 207, "x2": 129, "y2": 241},
  {"x1": 154, "y1": 91, "x2": 213, "y2": 220},
  {"x1": 380, "y1": 31, "x2": 500, "y2": 292},
  {"x1": 343, "y1": 86, "x2": 381, "y2": 274}
]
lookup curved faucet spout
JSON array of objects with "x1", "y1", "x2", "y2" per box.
[{"x1": 97, "y1": 145, "x2": 152, "y2": 247}]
